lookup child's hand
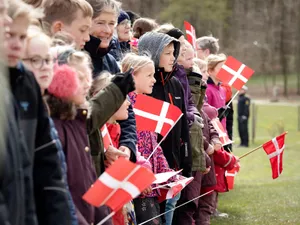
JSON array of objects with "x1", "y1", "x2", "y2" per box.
[
  {"x1": 105, "y1": 146, "x2": 128, "y2": 167},
  {"x1": 206, "y1": 144, "x2": 214, "y2": 155},
  {"x1": 119, "y1": 146, "x2": 131, "y2": 160},
  {"x1": 234, "y1": 156, "x2": 240, "y2": 164},
  {"x1": 202, "y1": 166, "x2": 211, "y2": 175},
  {"x1": 142, "y1": 186, "x2": 152, "y2": 195},
  {"x1": 213, "y1": 143, "x2": 222, "y2": 151}
]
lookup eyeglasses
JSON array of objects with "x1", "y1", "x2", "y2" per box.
[{"x1": 23, "y1": 56, "x2": 54, "y2": 69}]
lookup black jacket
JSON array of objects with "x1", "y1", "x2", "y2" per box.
[
  {"x1": 9, "y1": 65, "x2": 71, "y2": 225},
  {"x1": 84, "y1": 35, "x2": 120, "y2": 78},
  {"x1": 85, "y1": 36, "x2": 137, "y2": 159},
  {"x1": 238, "y1": 94, "x2": 250, "y2": 118},
  {"x1": 151, "y1": 67, "x2": 192, "y2": 177}
]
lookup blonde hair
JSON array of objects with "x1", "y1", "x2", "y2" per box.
[
  {"x1": 86, "y1": 0, "x2": 121, "y2": 19},
  {"x1": 8, "y1": 0, "x2": 44, "y2": 22},
  {"x1": 193, "y1": 58, "x2": 207, "y2": 72},
  {"x1": 206, "y1": 53, "x2": 226, "y2": 71},
  {"x1": 90, "y1": 72, "x2": 114, "y2": 95},
  {"x1": 42, "y1": 0, "x2": 93, "y2": 28},
  {"x1": 26, "y1": 25, "x2": 52, "y2": 48},
  {"x1": 23, "y1": 0, "x2": 43, "y2": 8},
  {"x1": 154, "y1": 23, "x2": 174, "y2": 34},
  {"x1": 121, "y1": 53, "x2": 154, "y2": 74}
]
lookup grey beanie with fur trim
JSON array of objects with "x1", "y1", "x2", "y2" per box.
[{"x1": 137, "y1": 32, "x2": 180, "y2": 68}]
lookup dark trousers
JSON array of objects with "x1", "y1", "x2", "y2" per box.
[
  {"x1": 133, "y1": 197, "x2": 162, "y2": 225},
  {"x1": 172, "y1": 171, "x2": 202, "y2": 225},
  {"x1": 238, "y1": 118, "x2": 249, "y2": 146},
  {"x1": 194, "y1": 192, "x2": 215, "y2": 225}
]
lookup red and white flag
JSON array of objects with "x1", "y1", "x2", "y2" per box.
[
  {"x1": 184, "y1": 21, "x2": 197, "y2": 49},
  {"x1": 225, "y1": 164, "x2": 240, "y2": 190},
  {"x1": 158, "y1": 176, "x2": 194, "y2": 202},
  {"x1": 133, "y1": 94, "x2": 183, "y2": 137},
  {"x1": 217, "y1": 56, "x2": 254, "y2": 90},
  {"x1": 153, "y1": 170, "x2": 182, "y2": 184},
  {"x1": 101, "y1": 124, "x2": 112, "y2": 152},
  {"x1": 82, "y1": 157, "x2": 155, "y2": 211},
  {"x1": 263, "y1": 132, "x2": 287, "y2": 179},
  {"x1": 210, "y1": 118, "x2": 233, "y2": 146}
]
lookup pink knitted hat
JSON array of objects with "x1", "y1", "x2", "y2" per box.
[
  {"x1": 48, "y1": 64, "x2": 79, "y2": 99},
  {"x1": 203, "y1": 102, "x2": 218, "y2": 120}
]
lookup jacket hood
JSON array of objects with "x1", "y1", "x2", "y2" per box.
[{"x1": 138, "y1": 32, "x2": 180, "y2": 68}]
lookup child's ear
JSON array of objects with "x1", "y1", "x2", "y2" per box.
[{"x1": 52, "y1": 21, "x2": 63, "y2": 33}]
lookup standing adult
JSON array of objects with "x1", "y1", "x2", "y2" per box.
[{"x1": 237, "y1": 86, "x2": 250, "y2": 147}]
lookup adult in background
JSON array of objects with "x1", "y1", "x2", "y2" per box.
[{"x1": 237, "y1": 86, "x2": 250, "y2": 147}]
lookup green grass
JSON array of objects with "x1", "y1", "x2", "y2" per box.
[{"x1": 211, "y1": 104, "x2": 300, "y2": 225}]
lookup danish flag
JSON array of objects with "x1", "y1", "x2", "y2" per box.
[
  {"x1": 158, "y1": 176, "x2": 194, "y2": 202},
  {"x1": 263, "y1": 132, "x2": 287, "y2": 179},
  {"x1": 210, "y1": 118, "x2": 233, "y2": 146},
  {"x1": 101, "y1": 124, "x2": 112, "y2": 152},
  {"x1": 184, "y1": 21, "x2": 197, "y2": 49},
  {"x1": 133, "y1": 94, "x2": 183, "y2": 137},
  {"x1": 83, "y1": 157, "x2": 155, "y2": 211},
  {"x1": 217, "y1": 56, "x2": 254, "y2": 90}
]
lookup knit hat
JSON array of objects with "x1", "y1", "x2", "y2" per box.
[
  {"x1": 118, "y1": 10, "x2": 130, "y2": 25},
  {"x1": 138, "y1": 32, "x2": 180, "y2": 68},
  {"x1": 203, "y1": 102, "x2": 218, "y2": 120}
]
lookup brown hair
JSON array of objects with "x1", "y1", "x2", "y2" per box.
[
  {"x1": 86, "y1": 0, "x2": 121, "y2": 19},
  {"x1": 22, "y1": 0, "x2": 43, "y2": 8},
  {"x1": 132, "y1": 17, "x2": 158, "y2": 38},
  {"x1": 42, "y1": 0, "x2": 93, "y2": 26},
  {"x1": 89, "y1": 71, "x2": 114, "y2": 96},
  {"x1": 196, "y1": 36, "x2": 220, "y2": 54},
  {"x1": 154, "y1": 23, "x2": 174, "y2": 34}
]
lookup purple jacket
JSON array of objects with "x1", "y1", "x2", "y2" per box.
[
  {"x1": 206, "y1": 78, "x2": 227, "y2": 132},
  {"x1": 174, "y1": 64, "x2": 199, "y2": 126},
  {"x1": 53, "y1": 108, "x2": 112, "y2": 225}
]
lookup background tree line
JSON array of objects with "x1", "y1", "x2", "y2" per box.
[{"x1": 122, "y1": 0, "x2": 300, "y2": 97}]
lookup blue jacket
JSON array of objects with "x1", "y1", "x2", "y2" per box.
[
  {"x1": 85, "y1": 35, "x2": 137, "y2": 161},
  {"x1": 109, "y1": 36, "x2": 131, "y2": 62},
  {"x1": 49, "y1": 118, "x2": 78, "y2": 225}
]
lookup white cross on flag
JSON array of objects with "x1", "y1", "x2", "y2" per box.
[
  {"x1": 210, "y1": 118, "x2": 233, "y2": 146},
  {"x1": 133, "y1": 94, "x2": 183, "y2": 137},
  {"x1": 100, "y1": 124, "x2": 112, "y2": 152},
  {"x1": 263, "y1": 132, "x2": 287, "y2": 179},
  {"x1": 217, "y1": 56, "x2": 255, "y2": 90},
  {"x1": 82, "y1": 157, "x2": 155, "y2": 211},
  {"x1": 157, "y1": 175, "x2": 194, "y2": 202},
  {"x1": 184, "y1": 21, "x2": 197, "y2": 49}
]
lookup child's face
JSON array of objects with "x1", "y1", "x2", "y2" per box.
[
  {"x1": 159, "y1": 43, "x2": 175, "y2": 72},
  {"x1": 5, "y1": 16, "x2": 30, "y2": 67},
  {"x1": 90, "y1": 10, "x2": 117, "y2": 49},
  {"x1": 23, "y1": 36, "x2": 54, "y2": 92},
  {"x1": 60, "y1": 10, "x2": 92, "y2": 50},
  {"x1": 176, "y1": 36, "x2": 186, "y2": 65},
  {"x1": 182, "y1": 47, "x2": 194, "y2": 69},
  {"x1": 69, "y1": 62, "x2": 92, "y2": 105},
  {"x1": 116, "y1": 19, "x2": 131, "y2": 42},
  {"x1": 200, "y1": 64, "x2": 209, "y2": 82},
  {"x1": 112, "y1": 99, "x2": 130, "y2": 121},
  {"x1": 133, "y1": 63, "x2": 156, "y2": 94},
  {"x1": 196, "y1": 48, "x2": 209, "y2": 60},
  {"x1": 208, "y1": 61, "x2": 224, "y2": 82}
]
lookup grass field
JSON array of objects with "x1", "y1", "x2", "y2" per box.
[{"x1": 211, "y1": 103, "x2": 300, "y2": 225}]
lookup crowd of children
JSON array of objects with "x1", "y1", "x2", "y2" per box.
[{"x1": 0, "y1": 0, "x2": 240, "y2": 224}]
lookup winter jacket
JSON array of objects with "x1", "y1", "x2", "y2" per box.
[
  {"x1": 151, "y1": 68, "x2": 192, "y2": 177},
  {"x1": 84, "y1": 35, "x2": 120, "y2": 78},
  {"x1": 85, "y1": 35, "x2": 137, "y2": 168},
  {"x1": 109, "y1": 36, "x2": 131, "y2": 62},
  {"x1": 200, "y1": 110, "x2": 217, "y2": 194},
  {"x1": 49, "y1": 118, "x2": 78, "y2": 225},
  {"x1": 186, "y1": 69, "x2": 207, "y2": 172},
  {"x1": 129, "y1": 92, "x2": 174, "y2": 197},
  {"x1": 9, "y1": 65, "x2": 71, "y2": 225},
  {"x1": 51, "y1": 105, "x2": 112, "y2": 225},
  {"x1": 173, "y1": 64, "x2": 199, "y2": 126},
  {"x1": 206, "y1": 77, "x2": 227, "y2": 132},
  {"x1": 2, "y1": 96, "x2": 37, "y2": 225},
  {"x1": 87, "y1": 82, "x2": 136, "y2": 175}
]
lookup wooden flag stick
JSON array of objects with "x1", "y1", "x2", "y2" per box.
[{"x1": 239, "y1": 144, "x2": 263, "y2": 159}]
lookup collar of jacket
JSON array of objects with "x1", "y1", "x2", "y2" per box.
[
  {"x1": 84, "y1": 35, "x2": 116, "y2": 58},
  {"x1": 185, "y1": 67, "x2": 203, "y2": 79},
  {"x1": 9, "y1": 64, "x2": 27, "y2": 89},
  {"x1": 154, "y1": 65, "x2": 176, "y2": 85},
  {"x1": 207, "y1": 77, "x2": 221, "y2": 87}
]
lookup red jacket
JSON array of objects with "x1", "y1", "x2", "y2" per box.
[{"x1": 213, "y1": 149, "x2": 237, "y2": 192}]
